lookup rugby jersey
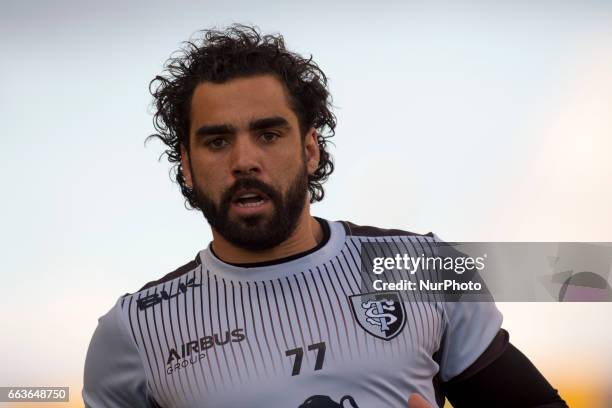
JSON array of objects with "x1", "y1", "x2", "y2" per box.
[{"x1": 83, "y1": 219, "x2": 502, "y2": 407}]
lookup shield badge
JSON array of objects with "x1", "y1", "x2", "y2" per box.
[{"x1": 349, "y1": 291, "x2": 406, "y2": 341}]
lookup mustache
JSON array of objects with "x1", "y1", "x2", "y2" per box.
[{"x1": 220, "y1": 178, "x2": 280, "y2": 205}]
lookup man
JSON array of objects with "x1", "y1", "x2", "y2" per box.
[{"x1": 83, "y1": 25, "x2": 568, "y2": 407}]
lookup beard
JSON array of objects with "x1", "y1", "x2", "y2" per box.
[{"x1": 191, "y1": 164, "x2": 309, "y2": 251}]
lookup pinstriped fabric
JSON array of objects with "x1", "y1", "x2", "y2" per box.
[
  {"x1": 168, "y1": 280, "x2": 195, "y2": 403},
  {"x1": 303, "y1": 270, "x2": 334, "y2": 361},
  {"x1": 291, "y1": 274, "x2": 315, "y2": 349},
  {"x1": 268, "y1": 279, "x2": 291, "y2": 351},
  {"x1": 230, "y1": 280, "x2": 251, "y2": 381},
  {"x1": 361, "y1": 238, "x2": 404, "y2": 356},
  {"x1": 145, "y1": 287, "x2": 174, "y2": 407},
  {"x1": 245, "y1": 280, "x2": 271, "y2": 377},
  {"x1": 132, "y1": 294, "x2": 159, "y2": 398},
  {"x1": 112, "y1": 220, "x2": 496, "y2": 407},
  {"x1": 212, "y1": 275, "x2": 234, "y2": 386},
  {"x1": 259, "y1": 282, "x2": 284, "y2": 369},
  {"x1": 181, "y1": 272, "x2": 205, "y2": 399},
  {"x1": 208, "y1": 270, "x2": 227, "y2": 390},
  {"x1": 327, "y1": 257, "x2": 361, "y2": 357},
  {"x1": 199, "y1": 269, "x2": 218, "y2": 392},
  {"x1": 338, "y1": 245, "x2": 382, "y2": 357},
  {"x1": 221, "y1": 278, "x2": 243, "y2": 384},
  {"x1": 282, "y1": 276, "x2": 308, "y2": 351},
  {"x1": 316, "y1": 264, "x2": 350, "y2": 360},
  {"x1": 252, "y1": 280, "x2": 279, "y2": 374},
  {"x1": 237, "y1": 280, "x2": 261, "y2": 380},
  {"x1": 344, "y1": 234, "x2": 446, "y2": 357},
  {"x1": 157, "y1": 288, "x2": 182, "y2": 407},
  {"x1": 190, "y1": 267, "x2": 211, "y2": 394}
]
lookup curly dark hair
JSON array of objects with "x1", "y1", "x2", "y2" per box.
[{"x1": 147, "y1": 24, "x2": 336, "y2": 208}]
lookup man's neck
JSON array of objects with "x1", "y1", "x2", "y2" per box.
[{"x1": 210, "y1": 211, "x2": 324, "y2": 265}]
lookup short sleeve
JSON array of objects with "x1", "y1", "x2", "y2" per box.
[
  {"x1": 83, "y1": 297, "x2": 151, "y2": 408},
  {"x1": 438, "y1": 301, "x2": 503, "y2": 382}
]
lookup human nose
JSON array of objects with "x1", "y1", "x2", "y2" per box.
[{"x1": 229, "y1": 134, "x2": 261, "y2": 177}]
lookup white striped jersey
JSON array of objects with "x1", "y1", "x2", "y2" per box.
[{"x1": 83, "y1": 219, "x2": 502, "y2": 407}]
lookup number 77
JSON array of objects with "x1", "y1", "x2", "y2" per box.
[{"x1": 285, "y1": 342, "x2": 326, "y2": 376}]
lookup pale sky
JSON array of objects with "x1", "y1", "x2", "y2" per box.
[{"x1": 1, "y1": 0, "x2": 611, "y2": 405}]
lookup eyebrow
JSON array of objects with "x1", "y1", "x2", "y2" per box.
[
  {"x1": 194, "y1": 123, "x2": 235, "y2": 138},
  {"x1": 194, "y1": 116, "x2": 291, "y2": 138},
  {"x1": 249, "y1": 116, "x2": 290, "y2": 131}
]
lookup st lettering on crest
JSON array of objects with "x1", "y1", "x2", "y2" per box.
[{"x1": 349, "y1": 291, "x2": 406, "y2": 341}]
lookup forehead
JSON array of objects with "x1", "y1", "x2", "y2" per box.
[{"x1": 190, "y1": 74, "x2": 297, "y2": 129}]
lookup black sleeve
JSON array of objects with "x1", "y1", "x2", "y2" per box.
[{"x1": 442, "y1": 329, "x2": 568, "y2": 408}]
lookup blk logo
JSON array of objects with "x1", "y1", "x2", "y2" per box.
[{"x1": 137, "y1": 277, "x2": 201, "y2": 310}]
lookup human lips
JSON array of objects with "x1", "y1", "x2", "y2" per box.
[{"x1": 231, "y1": 189, "x2": 270, "y2": 209}]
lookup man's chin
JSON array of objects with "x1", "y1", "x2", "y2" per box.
[
  {"x1": 229, "y1": 212, "x2": 272, "y2": 228},
  {"x1": 214, "y1": 211, "x2": 294, "y2": 251}
]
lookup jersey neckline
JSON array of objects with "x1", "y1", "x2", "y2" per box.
[
  {"x1": 208, "y1": 217, "x2": 331, "y2": 268},
  {"x1": 198, "y1": 218, "x2": 347, "y2": 281}
]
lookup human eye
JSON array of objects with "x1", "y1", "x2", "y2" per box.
[
  {"x1": 206, "y1": 137, "x2": 229, "y2": 150},
  {"x1": 259, "y1": 131, "x2": 280, "y2": 144}
]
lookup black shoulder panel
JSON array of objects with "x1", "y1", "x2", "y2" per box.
[
  {"x1": 137, "y1": 256, "x2": 201, "y2": 292},
  {"x1": 341, "y1": 220, "x2": 434, "y2": 238}
]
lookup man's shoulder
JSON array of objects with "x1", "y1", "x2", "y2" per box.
[
  {"x1": 134, "y1": 255, "x2": 201, "y2": 293},
  {"x1": 340, "y1": 220, "x2": 434, "y2": 239}
]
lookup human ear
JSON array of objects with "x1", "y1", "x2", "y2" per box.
[
  {"x1": 304, "y1": 127, "x2": 320, "y2": 175},
  {"x1": 180, "y1": 144, "x2": 193, "y2": 188}
]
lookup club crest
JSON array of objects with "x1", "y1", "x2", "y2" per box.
[{"x1": 349, "y1": 291, "x2": 406, "y2": 341}]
